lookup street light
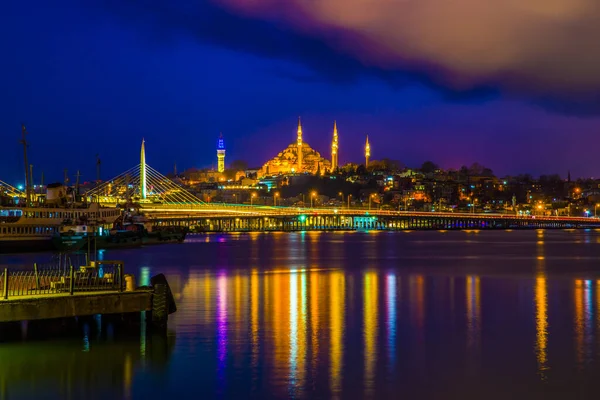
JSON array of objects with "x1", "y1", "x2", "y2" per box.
[
  {"x1": 369, "y1": 193, "x2": 376, "y2": 210},
  {"x1": 348, "y1": 194, "x2": 352, "y2": 209},
  {"x1": 251, "y1": 192, "x2": 256, "y2": 206},
  {"x1": 595, "y1": 203, "x2": 600, "y2": 217},
  {"x1": 311, "y1": 191, "x2": 317, "y2": 208},
  {"x1": 339, "y1": 192, "x2": 343, "y2": 208},
  {"x1": 274, "y1": 192, "x2": 280, "y2": 207}
]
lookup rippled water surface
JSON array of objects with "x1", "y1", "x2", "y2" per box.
[{"x1": 4, "y1": 229, "x2": 600, "y2": 399}]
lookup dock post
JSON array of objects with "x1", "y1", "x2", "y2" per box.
[
  {"x1": 152, "y1": 283, "x2": 168, "y2": 331},
  {"x1": 3, "y1": 268, "x2": 8, "y2": 300},
  {"x1": 34, "y1": 263, "x2": 40, "y2": 290},
  {"x1": 69, "y1": 265, "x2": 74, "y2": 295},
  {"x1": 117, "y1": 264, "x2": 123, "y2": 292}
]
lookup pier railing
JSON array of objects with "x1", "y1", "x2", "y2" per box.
[{"x1": 0, "y1": 261, "x2": 124, "y2": 300}]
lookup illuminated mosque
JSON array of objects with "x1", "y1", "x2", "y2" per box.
[{"x1": 258, "y1": 118, "x2": 337, "y2": 177}]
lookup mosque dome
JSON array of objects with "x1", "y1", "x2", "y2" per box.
[{"x1": 259, "y1": 118, "x2": 332, "y2": 177}]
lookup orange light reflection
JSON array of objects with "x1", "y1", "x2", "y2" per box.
[{"x1": 363, "y1": 272, "x2": 378, "y2": 398}]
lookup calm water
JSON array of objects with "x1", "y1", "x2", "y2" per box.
[{"x1": 4, "y1": 230, "x2": 600, "y2": 399}]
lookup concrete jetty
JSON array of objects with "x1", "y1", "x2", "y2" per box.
[
  {"x1": 0, "y1": 290, "x2": 153, "y2": 323},
  {"x1": 0, "y1": 260, "x2": 175, "y2": 335}
]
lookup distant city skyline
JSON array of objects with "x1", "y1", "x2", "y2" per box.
[
  {"x1": 2, "y1": 1, "x2": 600, "y2": 183},
  {"x1": 0, "y1": 116, "x2": 593, "y2": 186}
]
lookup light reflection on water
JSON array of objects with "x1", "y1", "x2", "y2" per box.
[
  {"x1": 363, "y1": 272, "x2": 378, "y2": 399},
  {"x1": 4, "y1": 230, "x2": 600, "y2": 399}
]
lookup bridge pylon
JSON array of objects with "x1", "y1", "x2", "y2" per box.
[{"x1": 85, "y1": 140, "x2": 205, "y2": 206}]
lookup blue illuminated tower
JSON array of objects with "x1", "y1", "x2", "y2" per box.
[{"x1": 217, "y1": 133, "x2": 226, "y2": 173}]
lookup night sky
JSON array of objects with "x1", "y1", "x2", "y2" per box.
[{"x1": 2, "y1": 0, "x2": 600, "y2": 184}]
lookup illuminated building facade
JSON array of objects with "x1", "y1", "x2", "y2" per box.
[
  {"x1": 217, "y1": 133, "x2": 226, "y2": 173},
  {"x1": 259, "y1": 118, "x2": 331, "y2": 177},
  {"x1": 365, "y1": 136, "x2": 370, "y2": 168},
  {"x1": 331, "y1": 121, "x2": 339, "y2": 171}
]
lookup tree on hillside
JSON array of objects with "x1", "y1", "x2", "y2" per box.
[
  {"x1": 230, "y1": 160, "x2": 249, "y2": 171},
  {"x1": 459, "y1": 165, "x2": 470, "y2": 178},
  {"x1": 516, "y1": 174, "x2": 533, "y2": 184},
  {"x1": 481, "y1": 167, "x2": 495, "y2": 177},
  {"x1": 468, "y1": 162, "x2": 485, "y2": 176},
  {"x1": 366, "y1": 160, "x2": 383, "y2": 171},
  {"x1": 420, "y1": 161, "x2": 439, "y2": 174},
  {"x1": 356, "y1": 164, "x2": 368, "y2": 175},
  {"x1": 380, "y1": 158, "x2": 404, "y2": 171},
  {"x1": 340, "y1": 164, "x2": 357, "y2": 175}
]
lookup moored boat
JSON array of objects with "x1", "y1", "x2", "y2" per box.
[
  {"x1": 1, "y1": 126, "x2": 121, "y2": 254},
  {"x1": 51, "y1": 223, "x2": 90, "y2": 252},
  {"x1": 1, "y1": 185, "x2": 121, "y2": 254},
  {"x1": 51, "y1": 209, "x2": 187, "y2": 252}
]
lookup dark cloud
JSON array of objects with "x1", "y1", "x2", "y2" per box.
[
  {"x1": 91, "y1": 1, "x2": 499, "y2": 99},
  {"x1": 93, "y1": 0, "x2": 600, "y2": 114},
  {"x1": 216, "y1": 0, "x2": 600, "y2": 114},
  {"x1": 91, "y1": 1, "x2": 375, "y2": 82}
]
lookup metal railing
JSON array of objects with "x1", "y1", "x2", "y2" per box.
[{"x1": 0, "y1": 260, "x2": 124, "y2": 300}]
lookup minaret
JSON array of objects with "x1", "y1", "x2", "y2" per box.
[
  {"x1": 365, "y1": 135, "x2": 370, "y2": 168},
  {"x1": 331, "y1": 121, "x2": 339, "y2": 170},
  {"x1": 140, "y1": 138, "x2": 147, "y2": 199},
  {"x1": 217, "y1": 133, "x2": 226, "y2": 173},
  {"x1": 297, "y1": 117, "x2": 303, "y2": 172}
]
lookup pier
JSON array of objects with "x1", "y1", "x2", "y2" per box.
[{"x1": 0, "y1": 261, "x2": 175, "y2": 336}]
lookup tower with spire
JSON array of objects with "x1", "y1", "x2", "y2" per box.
[
  {"x1": 140, "y1": 138, "x2": 147, "y2": 199},
  {"x1": 365, "y1": 135, "x2": 370, "y2": 168},
  {"x1": 217, "y1": 133, "x2": 226, "y2": 173},
  {"x1": 297, "y1": 117, "x2": 303, "y2": 172},
  {"x1": 331, "y1": 121, "x2": 339, "y2": 171}
]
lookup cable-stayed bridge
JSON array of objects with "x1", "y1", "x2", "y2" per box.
[
  {"x1": 0, "y1": 181, "x2": 24, "y2": 199},
  {"x1": 84, "y1": 140, "x2": 267, "y2": 215},
  {"x1": 86, "y1": 163, "x2": 205, "y2": 206},
  {"x1": 86, "y1": 139, "x2": 205, "y2": 206}
]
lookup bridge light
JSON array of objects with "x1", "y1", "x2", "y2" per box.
[{"x1": 299, "y1": 215, "x2": 306, "y2": 222}]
